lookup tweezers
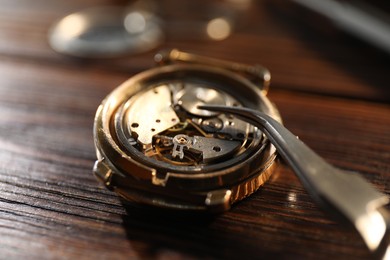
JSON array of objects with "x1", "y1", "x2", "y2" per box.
[{"x1": 199, "y1": 105, "x2": 390, "y2": 258}]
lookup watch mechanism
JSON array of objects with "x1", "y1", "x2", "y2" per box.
[{"x1": 124, "y1": 82, "x2": 257, "y2": 167}]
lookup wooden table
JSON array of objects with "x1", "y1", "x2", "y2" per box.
[{"x1": 0, "y1": 0, "x2": 389, "y2": 259}]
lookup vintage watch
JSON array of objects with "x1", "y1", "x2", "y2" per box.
[
  {"x1": 93, "y1": 50, "x2": 390, "y2": 257},
  {"x1": 93, "y1": 49, "x2": 280, "y2": 212}
]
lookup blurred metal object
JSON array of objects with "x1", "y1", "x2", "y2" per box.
[
  {"x1": 49, "y1": 1, "x2": 254, "y2": 58},
  {"x1": 48, "y1": 3, "x2": 163, "y2": 58},
  {"x1": 292, "y1": 0, "x2": 390, "y2": 55},
  {"x1": 199, "y1": 104, "x2": 390, "y2": 258}
]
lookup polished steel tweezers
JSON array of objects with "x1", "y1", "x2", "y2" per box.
[{"x1": 199, "y1": 105, "x2": 390, "y2": 259}]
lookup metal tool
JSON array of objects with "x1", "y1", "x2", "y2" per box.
[
  {"x1": 292, "y1": 0, "x2": 390, "y2": 55},
  {"x1": 199, "y1": 104, "x2": 390, "y2": 258}
]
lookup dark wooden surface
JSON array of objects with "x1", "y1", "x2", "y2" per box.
[{"x1": 0, "y1": 0, "x2": 389, "y2": 259}]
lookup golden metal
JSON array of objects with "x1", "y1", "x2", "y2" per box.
[
  {"x1": 93, "y1": 49, "x2": 280, "y2": 212},
  {"x1": 154, "y1": 49, "x2": 271, "y2": 94}
]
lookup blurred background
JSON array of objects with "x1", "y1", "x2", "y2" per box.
[{"x1": 2, "y1": 0, "x2": 389, "y2": 99}]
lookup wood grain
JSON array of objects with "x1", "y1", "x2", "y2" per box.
[{"x1": 0, "y1": 0, "x2": 389, "y2": 259}]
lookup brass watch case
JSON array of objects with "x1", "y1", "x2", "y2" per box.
[{"x1": 93, "y1": 50, "x2": 281, "y2": 212}]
